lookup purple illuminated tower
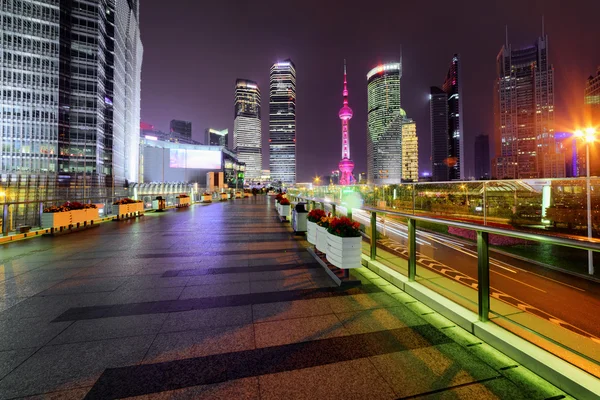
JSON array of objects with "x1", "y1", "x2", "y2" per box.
[{"x1": 338, "y1": 61, "x2": 355, "y2": 185}]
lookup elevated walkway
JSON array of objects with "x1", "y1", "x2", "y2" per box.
[{"x1": 0, "y1": 196, "x2": 580, "y2": 399}]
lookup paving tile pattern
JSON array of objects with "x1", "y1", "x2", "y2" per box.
[{"x1": 0, "y1": 196, "x2": 571, "y2": 399}]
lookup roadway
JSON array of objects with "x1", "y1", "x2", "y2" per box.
[{"x1": 349, "y1": 209, "x2": 600, "y2": 342}]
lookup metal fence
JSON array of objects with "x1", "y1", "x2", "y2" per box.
[{"x1": 290, "y1": 192, "x2": 600, "y2": 379}]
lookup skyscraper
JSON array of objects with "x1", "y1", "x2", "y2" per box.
[
  {"x1": 169, "y1": 120, "x2": 194, "y2": 144},
  {"x1": 0, "y1": 0, "x2": 142, "y2": 201},
  {"x1": 430, "y1": 87, "x2": 449, "y2": 181},
  {"x1": 443, "y1": 55, "x2": 464, "y2": 180},
  {"x1": 367, "y1": 62, "x2": 402, "y2": 184},
  {"x1": 234, "y1": 79, "x2": 262, "y2": 180},
  {"x1": 205, "y1": 128, "x2": 229, "y2": 148},
  {"x1": 585, "y1": 67, "x2": 600, "y2": 176},
  {"x1": 338, "y1": 61, "x2": 355, "y2": 185},
  {"x1": 492, "y1": 31, "x2": 561, "y2": 179},
  {"x1": 401, "y1": 112, "x2": 418, "y2": 182},
  {"x1": 429, "y1": 55, "x2": 464, "y2": 181},
  {"x1": 269, "y1": 60, "x2": 297, "y2": 185},
  {"x1": 586, "y1": 67, "x2": 600, "y2": 126},
  {"x1": 474, "y1": 134, "x2": 490, "y2": 180}
]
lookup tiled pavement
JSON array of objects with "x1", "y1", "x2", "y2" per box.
[{"x1": 0, "y1": 196, "x2": 573, "y2": 399}]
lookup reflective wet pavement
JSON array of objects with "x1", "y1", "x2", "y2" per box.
[{"x1": 0, "y1": 196, "x2": 573, "y2": 399}]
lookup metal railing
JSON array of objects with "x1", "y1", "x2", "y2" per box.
[{"x1": 290, "y1": 193, "x2": 600, "y2": 376}]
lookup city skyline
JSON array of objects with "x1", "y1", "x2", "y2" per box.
[{"x1": 138, "y1": 1, "x2": 600, "y2": 182}]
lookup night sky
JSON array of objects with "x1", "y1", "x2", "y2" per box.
[{"x1": 139, "y1": 0, "x2": 600, "y2": 182}]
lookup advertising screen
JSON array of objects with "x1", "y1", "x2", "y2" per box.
[{"x1": 169, "y1": 149, "x2": 221, "y2": 169}]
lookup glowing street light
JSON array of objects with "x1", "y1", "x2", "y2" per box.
[{"x1": 574, "y1": 127, "x2": 597, "y2": 275}]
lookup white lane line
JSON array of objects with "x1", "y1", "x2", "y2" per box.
[{"x1": 490, "y1": 270, "x2": 547, "y2": 293}]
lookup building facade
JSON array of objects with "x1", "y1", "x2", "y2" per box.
[
  {"x1": 0, "y1": 0, "x2": 142, "y2": 217},
  {"x1": 492, "y1": 33, "x2": 561, "y2": 179},
  {"x1": 169, "y1": 120, "x2": 195, "y2": 144},
  {"x1": 585, "y1": 67, "x2": 600, "y2": 176},
  {"x1": 234, "y1": 79, "x2": 262, "y2": 180},
  {"x1": 442, "y1": 55, "x2": 464, "y2": 180},
  {"x1": 367, "y1": 62, "x2": 402, "y2": 184},
  {"x1": 429, "y1": 55, "x2": 464, "y2": 181},
  {"x1": 401, "y1": 112, "x2": 418, "y2": 182},
  {"x1": 269, "y1": 60, "x2": 296, "y2": 185},
  {"x1": 474, "y1": 134, "x2": 490, "y2": 180},
  {"x1": 205, "y1": 128, "x2": 228, "y2": 148},
  {"x1": 430, "y1": 87, "x2": 449, "y2": 181}
]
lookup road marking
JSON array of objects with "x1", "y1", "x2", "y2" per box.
[
  {"x1": 490, "y1": 270, "x2": 546, "y2": 293},
  {"x1": 377, "y1": 237, "x2": 600, "y2": 343}
]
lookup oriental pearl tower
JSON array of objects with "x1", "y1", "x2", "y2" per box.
[{"x1": 338, "y1": 60, "x2": 355, "y2": 185}]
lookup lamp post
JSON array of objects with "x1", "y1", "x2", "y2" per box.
[{"x1": 575, "y1": 127, "x2": 597, "y2": 275}]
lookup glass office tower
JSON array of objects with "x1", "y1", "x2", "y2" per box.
[
  {"x1": 401, "y1": 112, "x2": 418, "y2": 182},
  {"x1": 430, "y1": 87, "x2": 449, "y2": 181},
  {"x1": 205, "y1": 128, "x2": 229, "y2": 148},
  {"x1": 492, "y1": 33, "x2": 561, "y2": 179},
  {"x1": 366, "y1": 62, "x2": 402, "y2": 184},
  {"x1": 1, "y1": 0, "x2": 142, "y2": 226},
  {"x1": 442, "y1": 54, "x2": 464, "y2": 180},
  {"x1": 234, "y1": 79, "x2": 262, "y2": 180},
  {"x1": 269, "y1": 60, "x2": 296, "y2": 185}
]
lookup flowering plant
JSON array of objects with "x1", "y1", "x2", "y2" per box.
[
  {"x1": 327, "y1": 217, "x2": 361, "y2": 238},
  {"x1": 316, "y1": 213, "x2": 333, "y2": 228},
  {"x1": 113, "y1": 198, "x2": 141, "y2": 205},
  {"x1": 177, "y1": 194, "x2": 190, "y2": 198},
  {"x1": 279, "y1": 198, "x2": 291, "y2": 205},
  {"x1": 202, "y1": 192, "x2": 212, "y2": 196},
  {"x1": 43, "y1": 202, "x2": 97, "y2": 213},
  {"x1": 307, "y1": 209, "x2": 326, "y2": 223},
  {"x1": 275, "y1": 193, "x2": 284, "y2": 203}
]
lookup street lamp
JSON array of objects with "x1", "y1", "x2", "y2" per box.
[
  {"x1": 313, "y1": 176, "x2": 320, "y2": 186},
  {"x1": 575, "y1": 127, "x2": 597, "y2": 275}
]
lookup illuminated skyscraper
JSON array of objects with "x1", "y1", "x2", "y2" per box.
[
  {"x1": 443, "y1": 55, "x2": 464, "y2": 180},
  {"x1": 169, "y1": 120, "x2": 194, "y2": 144},
  {"x1": 401, "y1": 112, "x2": 418, "y2": 182},
  {"x1": 269, "y1": 60, "x2": 297, "y2": 185},
  {"x1": 367, "y1": 62, "x2": 402, "y2": 184},
  {"x1": 585, "y1": 67, "x2": 600, "y2": 176},
  {"x1": 429, "y1": 55, "x2": 464, "y2": 181},
  {"x1": 492, "y1": 31, "x2": 562, "y2": 179},
  {"x1": 0, "y1": 0, "x2": 142, "y2": 204},
  {"x1": 234, "y1": 79, "x2": 262, "y2": 179},
  {"x1": 338, "y1": 61, "x2": 355, "y2": 185}
]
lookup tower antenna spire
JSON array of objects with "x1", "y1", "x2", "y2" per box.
[{"x1": 542, "y1": 15, "x2": 545, "y2": 36}]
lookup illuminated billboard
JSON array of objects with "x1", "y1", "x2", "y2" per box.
[{"x1": 169, "y1": 149, "x2": 221, "y2": 169}]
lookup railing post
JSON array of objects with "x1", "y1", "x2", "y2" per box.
[
  {"x1": 477, "y1": 231, "x2": 490, "y2": 322},
  {"x1": 332, "y1": 204, "x2": 336, "y2": 217},
  {"x1": 408, "y1": 218, "x2": 416, "y2": 281},
  {"x1": 39, "y1": 202, "x2": 44, "y2": 228},
  {"x1": 347, "y1": 207, "x2": 352, "y2": 221},
  {"x1": 370, "y1": 211, "x2": 377, "y2": 260},
  {"x1": 320, "y1": 202, "x2": 324, "y2": 211}
]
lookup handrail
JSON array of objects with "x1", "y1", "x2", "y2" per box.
[
  {"x1": 292, "y1": 192, "x2": 600, "y2": 373},
  {"x1": 294, "y1": 195, "x2": 600, "y2": 253}
]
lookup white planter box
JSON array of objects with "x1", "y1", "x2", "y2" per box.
[
  {"x1": 307, "y1": 221, "x2": 317, "y2": 244},
  {"x1": 201, "y1": 195, "x2": 212, "y2": 203},
  {"x1": 41, "y1": 208, "x2": 99, "y2": 228},
  {"x1": 235, "y1": 192, "x2": 242, "y2": 198},
  {"x1": 41, "y1": 212, "x2": 72, "y2": 229},
  {"x1": 316, "y1": 225, "x2": 329, "y2": 253},
  {"x1": 115, "y1": 202, "x2": 143, "y2": 217},
  {"x1": 176, "y1": 197, "x2": 191, "y2": 207},
  {"x1": 279, "y1": 204, "x2": 290, "y2": 218},
  {"x1": 220, "y1": 193, "x2": 228, "y2": 201},
  {"x1": 244, "y1": 193, "x2": 250, "y2": 198},
  {"x1": 326, "y1": 233, "x2": 362, "y2": 269}
]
